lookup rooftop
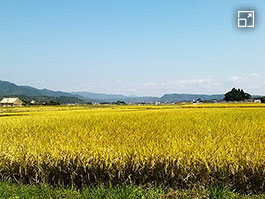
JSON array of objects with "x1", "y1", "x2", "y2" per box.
[{"x1": 0, "y1": 98, "x2": 20, "y2": 103}]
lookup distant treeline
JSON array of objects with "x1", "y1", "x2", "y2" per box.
[
  {"x1": 0, "y1": 95, "x2": 129, "y2": 105},
  {"x1": 1, "y1": 88, "x2": 265, "y2": 105},
  {"x1": 0, "y1": 95, "x2": 85, "y2": 105}
]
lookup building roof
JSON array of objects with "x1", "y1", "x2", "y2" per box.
[{"x1": 0, "y1": 98, "x2": 20, "y2": 104}]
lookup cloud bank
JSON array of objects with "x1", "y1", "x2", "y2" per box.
[{"x1": 60, "y1": 73, "x2": 264, "y2": 97}]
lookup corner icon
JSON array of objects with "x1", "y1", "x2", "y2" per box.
[{"x1": 238, "y1": 11, "x2": 254, "y2": 28}]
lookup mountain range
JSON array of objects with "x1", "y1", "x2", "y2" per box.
[{"x1": 0, "y1": 80, "x2": 225, "y2": 103}]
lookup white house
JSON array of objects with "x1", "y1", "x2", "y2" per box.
[
  {"x1": 154, "y1": 101, "x2": 161, "y2": 106},
  {"x1": 0, "y1": 98, "x2": 23, "y2": 107},
  {"x1": 254, "y1": 99, "x2": 261, "y2": 103}
]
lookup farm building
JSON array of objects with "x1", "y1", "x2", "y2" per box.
[{"x1": 0, "y1": 98, "x2": 23, "y2": 107}]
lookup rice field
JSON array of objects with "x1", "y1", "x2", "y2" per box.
[{"x1": 0, "y1": 104, "x2": 264, "y2": 192}]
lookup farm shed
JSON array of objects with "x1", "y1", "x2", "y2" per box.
[{"x1": 0, "y1": 98, "x2": 23, "y2": 107}]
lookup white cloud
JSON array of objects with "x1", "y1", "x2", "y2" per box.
[
  {"x1": 249, "y1": 73, "x2": 259, "y2": 78},
  {"x1": 61, "y1": 73, "x2": 264, "y2": 96},
  {"x1": 138, "y1": 73, "x2": 264, "y2": 96},
  {"x1": 230, "y1": 76, "x2": 243, "y2": 83},
  {"x1": 225, "y1": 73, "x2": 264, "y2": 95}
]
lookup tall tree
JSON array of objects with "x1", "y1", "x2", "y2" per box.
[{"x1": 224, "y1": 88, "x2": 251, "y2": 101}]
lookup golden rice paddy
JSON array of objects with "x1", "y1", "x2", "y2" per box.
[{"x1": 0, "y1": 104, "x2": 264, "y2": 191}]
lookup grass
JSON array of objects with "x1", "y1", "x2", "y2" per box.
[
  {"x1": 0, "y1": 182, "x2": 167, "y2": 199},
  {"x1": 0, "y1": 182, "x2": 264, "y2": 199}
]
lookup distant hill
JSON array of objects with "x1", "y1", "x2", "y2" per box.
[
  {"x1": 160, "y1": 93, "x2": 224, "y2": 102},
  {"x1": 0, "y1": 80, "x2": 228, "y2": 103},
  {"x1": 0, "y1": 80, "x2": 159, "y2": 103},
  {"x1": 72, "y1": 92, "x2": 128, "y2": 101},
  {"x1": 0, "y1": 80, "x2": 73, "y2": 97},
  {"x1": 0, "y1": 80, "x2": 85, "y2": 104},
  {"x1": 72, "y1": 92, "x2": 159, "y2": 103}
]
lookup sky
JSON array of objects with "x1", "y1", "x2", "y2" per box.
[{"x1": 0, "y1": 0, "x2": 265, "y2": 96}]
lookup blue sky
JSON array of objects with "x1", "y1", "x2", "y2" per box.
[{"x1": 0, "y1": 0, "x2": 265, "y2": 96}]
